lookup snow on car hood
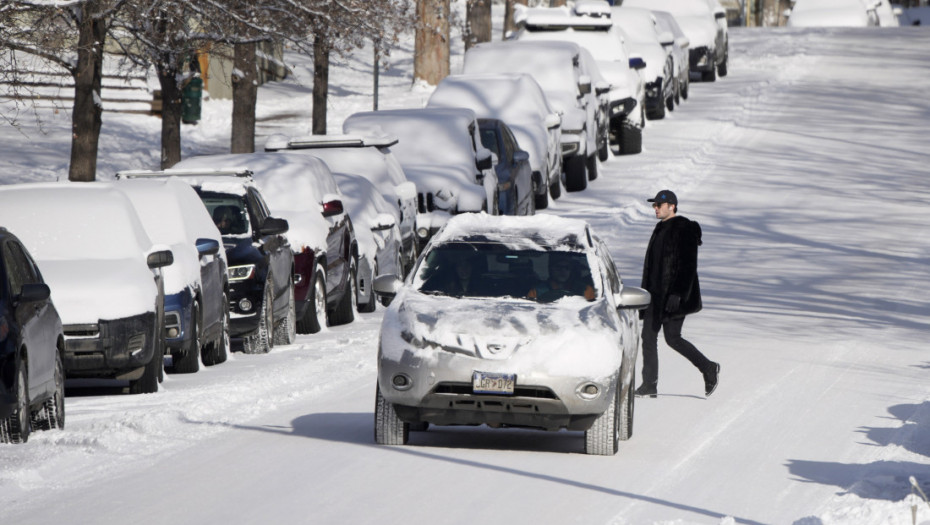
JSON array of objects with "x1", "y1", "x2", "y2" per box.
[
  {"x1": 675, "y1": 16, "x2": 717, "y2": 49},
  {"x1": 40, "y1": 259, "x2": 157, "y2": 323},
  {"x1": 381, "y1": 290, "x2": 622, "y2": 379},
  {"x1": 595, "y1": 60, "x2": 637, "y2": 100},
  {"x1": 401, "y1": 164, "x2": 486, "y2": 213},
  {"x1": 545, "y1": 91, "x2": 587, "y2": 131},
  {"x1": 627, "y1": 43, "x2": 668, "y2": 85}
]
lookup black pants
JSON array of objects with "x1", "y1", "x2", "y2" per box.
[{"x1": 640, "y1": 310, "x2": 712, "y2": 385}]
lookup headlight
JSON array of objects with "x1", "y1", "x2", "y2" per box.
[
  {"x1": 610, "y1": 98, "x2": 637, "y2": 117},
  {"x1": 228, "y1": 264, "x2": 256, "y2": 281}
]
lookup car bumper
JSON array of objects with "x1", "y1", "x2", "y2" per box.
[
  {"x1": 164, "y1": 290, "x2": 193, "y2": 354},
  {"x1": 378, "y1": 345, "x2": 616, "y2": 432},
  {"x1": 689, "y1": 46, "x2": 715, "y2": 73},
  {"x1": 0, "y1": 346, "x2": 19, "y2": 419},
  {"x1": 61, "y1": 312, "x2": 157, "y2": 379},
  {"x1": 228, "y1": 278, "x2": 266, "y2": 338}
]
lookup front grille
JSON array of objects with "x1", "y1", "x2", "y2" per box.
[
  {"x1": 434, "y1": 382, "x2": 558, "y2": 399},
  {"x1": 64, "y1": 324, "x2": 100, "y2": 337}
]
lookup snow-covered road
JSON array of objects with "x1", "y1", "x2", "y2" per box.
[{"x1": 2, "y1": 26, "x2": 930, "y2": 525}]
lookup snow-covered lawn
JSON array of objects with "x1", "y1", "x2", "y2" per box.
[{"x1": 2, "y1": 17, "x2": 930, "y2": 525}]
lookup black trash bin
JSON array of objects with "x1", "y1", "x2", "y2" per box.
[{"x1": 182, "y1": 77, "x2": 203, "y2": 124}]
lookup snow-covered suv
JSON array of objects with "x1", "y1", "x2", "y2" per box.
[
  {"x1": 0, "y1": 183, "x2": 174, "y2": 395},
  {"x1": 371, "y1": 214, "x2": 651, "y2": 455}
]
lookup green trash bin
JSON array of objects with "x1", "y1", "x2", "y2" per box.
[{"x1": 182, "y1": 77, "x2": 203, "y2": 124}]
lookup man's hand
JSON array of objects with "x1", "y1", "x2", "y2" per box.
[{"x1": 665, "y1": 294, "x2": 681, "y2": 313}]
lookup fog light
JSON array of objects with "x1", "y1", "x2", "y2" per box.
[
  {"x1": 577, "y1": 382, "x2": 601, "y2": 400},
  {"x1": 167, "y1": 327, "x2": 179, "y2": 338},
  {"x1": 417, "y1": 227, "x2": 429, "y2": 239},
  {"x1": 238, "y1": 298, "x2": 253, "y2": 312},
  {"x1": 392, "y1": 374, "x2": 412, "y2": 391}
]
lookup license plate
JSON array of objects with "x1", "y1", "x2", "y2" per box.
[{"x1": 472, "y1": 371, "x2": 515, "y2": 395}]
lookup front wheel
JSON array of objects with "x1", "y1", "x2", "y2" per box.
[
  {"x1": 564, "y1": 155, "x2": 587, "y2": 192},
  {"x1": 374, "y1": 384, "x2": 409, "y2": 445},
  {"x1": 298, "y1": 265, "x2": 327, "y2": 334},
  {"x1": 273, "y1": 277, "x2": 297, "y2": 345},
  {"x1": 129, "y1": 340, "x2": 162, "y2": 394},
  {"x1": 620, "y1": 380, "x2": 634, "y2": 441},
  {"x1": 0, "y1": 366, "x2": 30, "y2": 443},
  {"x1": 718, "y1": 57, "x2": 728, "y2": 78},
  {"x1": 243, "y1": 278, "x2": 274, "y2": 354},
  {"x1": 584, "y1": 378, "x2": 620, "y2": 455},
  {"x1": 330, "y1": 260, "x2": 357, "y2": 326},
  {"x1": 202, "y1": 294, "x2": 229, "y2": 366},
  {"x1": 619, "y1": 122, "x2": 643, "y2": 155},
  {"x1": 32, "y1": 351, "x2": 65, "y2": 432},
  {"x1": 172, "y1": 303, "x2": 201, "y2": 373}
]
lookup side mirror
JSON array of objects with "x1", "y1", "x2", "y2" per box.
[
  {"x1": 676, "y1": 36, "x2": 690, "y2": 49},
  {"x1": 513, "y1": 150, "x2": 530, "y2": 164},
  {"x1": 544, "y1": 113, "x2": 561, "y2": 129},
  {"x1": 715, "y1": 11, "x2": 726, "y2": 20},
  {"x1": 17, "y1": 282, "x2": 50, "y2": 303},
  {"x1": 614, "y1": 286, "x2": 651, "y2": 310},
  {"x1": 658, "y1": 31, "x2": 675, "y2": 46},
  {"x1": 594, "y1": 81, "x2": 611, "y2": 96},
  {"x1": 629, "y1": 57, "x2": 647, "y2": 71},
  {"x1": 260, "y1": 216, "x2": 289, "y2": 235},
  {"x1": 371, "y1": 213, "x2": 397, "y2": 232},
  {"x1": 476, "y1": 152, "x2": 493, "y2": 171},
  {"x1": 147, "y1": 249, "x2": 174, "y2": 269},
  {"x1": 195, "y1": 238, "x2": 220, "y2": 257},
  {"x1": 322, "y1": 199, "x2": 345, "y2": 218},
  {"x1": 578, "y1": 75, "x2": 592, "y2": 96},
  {"x1": 372, "y1": 274, "x2": 403, "y2": 301}
]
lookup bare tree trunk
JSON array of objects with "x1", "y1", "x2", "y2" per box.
[
  {"x1": 68, "y1": 6, "x2": 106, "y2": 182},
  {"x1": 157, "y1": 58, "x2": 183, "y2": 168},
  {"x1": 503, "y1": 0, "x2": 528, "y2": 39},
  {"x1": 414, "y1": 0, "x2": 450, "y2": 86},
  {"x1": 312, "y1": 36, "x2": 329, "y2": 135},
  {"x1": 465, "y1": 0, "x2": 491, "y2": 51},
  {"x1": 231, "y1": 42, "x2": 258, "y2": 153},
  {"x1": 549, "y1": 0, "x2": 567, "y2": 7}
]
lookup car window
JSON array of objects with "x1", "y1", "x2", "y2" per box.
[
  {"x1": 479, "y1": 128, "x2": 500, "y2": 158},
  {"x1": 247, "y1": 188, "x2": 271, "y2": 226},
  {"x1": 414, "y1": 242, "x2": 596, "y2": 302},
  {"x1": 597, "y1": 245, "x2": 621, "y2": 294},
  {"x1": 198, "y1": 191, "x2": 251, "y2": 236},
  {"x1": 502, "y1": 126, "x2": 518, "y2": 164},
  {"x1": 2, "y1": 241, "x2": 36, "y2": 297}
]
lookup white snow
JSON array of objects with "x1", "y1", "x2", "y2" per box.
[{"x1": 1, "y1": 8, "x2": 930, "y2": 525}]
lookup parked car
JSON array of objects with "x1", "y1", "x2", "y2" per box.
[
  {"x1": 173, "y1": 154, "x2": 360, "y2": 334},
  {"x1": 114, "y1": 177, "x2": 229, "y2": 373},
  {"x1": 0, "y1": 228, "x2": 65, "y2": 444},
  {"x1": 343, "y1": 107, "x2": 498, "y2": 246},
  {"x1": 786, "y1": 0, "x2": 880, "y2": 26},
  {"x1": 512, "y1": 7, "x2": 647, "y2": 159},
  {"x1": 477, "y1": 118, "x2": 535, "y2": 216},
  {"x1": 0, "y1": 183, "x2": 173, "y2": 395},
  {"x1": 611, "y1": 6, "x2": 677, "y2": 120},
  {"x1": 703, "y1": 0, "x2": 730, "y2": 77},
  {"x1": 652, "y1": 9, "x2": 692, "y2": 103},
  {"x1": 624, "y1": 0, "x2": 726, "y2": 81},
  {"x1": 427, "y1": 73, "x2": 563, "y2": 210},
  {"x1": 124, "y1": 169, "x2": 293, "y2": 351},
  {"x1": 463, "y1": 40, "x2": 604, "y2": 192},
  {"x1": 331, "y1": 172, "x2": 404, "y2": 312},
  {"x1": 264, "y1": 134, "x2": 419, "y2": 276},
  {"x1": 372, "y1": 214, "x2": 651, "y2": 455}
]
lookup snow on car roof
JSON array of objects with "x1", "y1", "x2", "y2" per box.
[
  {"x1": 118, "y1": 167, "x2": 254, "y2": 197},
  {"x1": 622, "y1": 0, "x2": 712, "y2": 17},
  {"x1": 523, "y1": 6, "x2": 613, "y2": 28},
  {"x1": 431, "y1": 213, "x2": 593, "y2": 252},
  {"x1": 464, "y1": 41, "x2": 582, "y2": 94},
  {"x1": 343, "y1": 108, "x2": 480, "y2": 172},
  {"x1": 264, "y1": 133, "x2": 399, "y2": 151},
  {"x1": 174, "y1": 152, "x2": 337, "y2": 253},
  {"x1": 427, "y1": 74, "x2": 552, "y2": 125},
  {"x1": 0, "y1": 182, "x2": 154, "y2": 261},
  {"x1": 611, "y1": 7, "x2": 660, "y2": 43}
]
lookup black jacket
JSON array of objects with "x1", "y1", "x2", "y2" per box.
[{"x1": 641, "y1": 215, "x2": 703, "y2": 329}]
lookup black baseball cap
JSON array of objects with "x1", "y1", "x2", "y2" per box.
[{"x1": 647, "y1": 190, "x2": 677, "y2": 206}]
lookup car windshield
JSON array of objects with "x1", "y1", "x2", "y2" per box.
[
  {"x1": 414, "y1": 242, "x2": 597, "y2": 302},
  {"x1": 198, "y1": 192, "x2": 251, "y2": 236}
]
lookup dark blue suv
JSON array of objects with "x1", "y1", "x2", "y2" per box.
[{"x1": 1, "y1": 228, "x2": 66, "y2": 444}]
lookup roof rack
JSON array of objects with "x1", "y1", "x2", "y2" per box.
[
  {"x1": 264, "y1": 133, "x2": 398, "y2": 152},
  {"x1": 115, "y1": 168, "x2": 254, "y2": 180}
]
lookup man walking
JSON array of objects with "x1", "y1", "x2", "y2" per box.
[{"x1": 636, "y1": 190, "x2": 720, "y2": 398}]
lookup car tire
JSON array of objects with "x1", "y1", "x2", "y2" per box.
[
  {"x1": 598, "y1": 140, "x2": 609, "y2": 163},
  {"x1": 586, "y1": 154, "x2": 598, "y2": 181},
  {"x1": 330, "y1": 260, "x2": 357, "y2": 326},
  {"x1": 243, "y1": 278, "x2": 274, "y2": 354},
  {"x1": 666, "y1": 93, "x2": 675, "y2": 112},
  {"x1": 535, "y1": 185, "x2": 549, "y2": 210},
  {"x1": 648, "y1": 98, "x2": 666, "y2": 120},
  {"x1": 374, "y1": 384, "x2": 409, "y2": 445},
  {"x1": 202, "y1": 294, "x2": 229, "y2": 366},
  {"x1": 32, "y1": 351, "x2": 65, "y2": 432},
  {"x1": 584, "y1": 378, "x2": 620, "y2": 456},
  {"x1": 620, "y1": 380, "x2": 634, "y2": 441},
  {"x1": 681, "y1": 77, "x2": 690, "y2": 100},
  {"x1": 549, "y1": 177, "x2": 562, "y2": 201},
  {"x1": 129, "y1": 338, "x2": 162, "y2": 394},
  {"x1": 718, "y1": 58, "x2": 728, "y2": 78},
  {"x1": 1, "y1": 365, "x2": 30, "y2": 444},
  {"x1": 564, "y1": 155, "x2": 587, "y2": 192},
  {"x1": 298, "y1": 265, "x2": 327, "y2": 334},
  {"x1": 172, "y1": 303, "x2": 201, "y2": 374},
  {"x1": 358, "y1": 260, "x2": 378, "y2": 313},
  {"x1": 619, "y1": 121, "x2": 643, "y2": 155},
  {"x1": 273, "y1": 277, "x2": 297, "y2": 345},
  {"x1": 674, "y1": 78, "x2": 681, "y2": 106},
  {"x1": 702, "y1": 64, "x2": 717, "y2": 82}
]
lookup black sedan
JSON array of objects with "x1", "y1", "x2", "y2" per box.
[
  {"x1": 0, "y1": 228, "x2": 65, "y2": 444},
  {"x1": 478, "y1": 118, "x2": 535, "y2": 216}
]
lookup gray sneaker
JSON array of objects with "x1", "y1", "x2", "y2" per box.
[{"x1": 704, "y1": 363, "x2": 720, "y2": 397}]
